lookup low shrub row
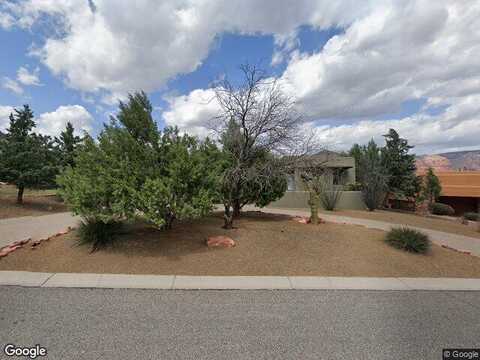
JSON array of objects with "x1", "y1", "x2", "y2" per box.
[
  {"x1": 430, "y1": 202, "x2": 455, "y2": 216},
  {"x1": 463, "y1": 212, "x2": 480, "y2": 221}
]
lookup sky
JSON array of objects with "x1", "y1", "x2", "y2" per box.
[{"x1": 0, "y1": 0, "x2": 479, "y2": 155}]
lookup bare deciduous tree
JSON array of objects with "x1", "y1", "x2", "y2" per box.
[{"x1": 214, "y1": 64, "x2": 309, "y2": 229}]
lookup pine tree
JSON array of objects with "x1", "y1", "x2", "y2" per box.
[
  {"x1": 359, "y1": 139, "x2": 389, "y2": 211},
  {"x1": 57, "y1": 122, "x2": 81, "y2": 167},
  {"x1": 0, "y1": 105, "x2": 58, "y2": 203},
  {"x1": 422, "y1": 167, "x2": 442, "y2": 206},
  {"x1": 381, "y1": 129, "x2": 417, "y2": 199}
]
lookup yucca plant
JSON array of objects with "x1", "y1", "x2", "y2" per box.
[{"x1": 385, "y1": 227, "x2": 430, "y2": 254}]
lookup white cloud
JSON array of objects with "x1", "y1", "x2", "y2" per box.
[
  {"x1": 0, "y1": 105, "x2": 14, "y2": 131},
  {"x1": 160, "y1": 1, "x2": 480, "y2": 153},
  {"x1": 2, "y1": 66, "x2": 42, "y2": 95},
  {"x1": 309, "y1": 94, "x2": 480, "y2": 155},
  {"x1": 3, "y1": 0, "x2": 480, "y2": 153},
  {"x1": 3, "y1": 0, "x2": 374, "y2": 102},
  {"x1": 17, "y1": 66, "x2": 41, "y2": 86},
  {"x1": 2, "y1": 77, "x2": 23, "y2": 95},
  {"x1": 163, "y1": 89, "x2": 219, "y2": 138},
  {"x1": 0, "y1": 12, "x2": 14, "y2": 29},
  {"x1": 278, "y1": 1, "x2": 480, "y2": 122},
  {"x1": 36, "y1": 105, "x2": 93, "y2": 136}
]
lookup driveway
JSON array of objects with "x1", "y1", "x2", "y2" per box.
[
  {"x1": 0, "y1": 212, "x2": 80, "y2": 248},
  {"x1": 1, "y1": 287, "x2": 479, "y2": 359}
]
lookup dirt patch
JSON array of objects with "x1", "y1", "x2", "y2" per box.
[
  {"x1": 328, "y1": 209, "x2": 480, "y2": 239},
  {"x1": 1, "y1": 211, "x2": 480, "y2": 277},
  {"x1": 0, "y1": 195, "x2": 68, "y2": 219}
]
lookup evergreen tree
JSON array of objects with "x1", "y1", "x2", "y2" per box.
[
  {"x1": 57, "y1": 122, "x2": 82, "y2": 167},
  {"x1": 381, "y1": 129, "x2": 417, "y2": 199},
  {"x1": 0, "y1": 105, "x2": 58, "y2": 203},
  {"x1": 422, "y1": 167, "x2": 442, "y2": 206},
  {"x1": 349, "y1": 143, "x2": 363, "y2": 183},
  {"x1": 359, "y1": 140, "x2": 389, "y2": 211},
  {"x1": 58, "y1": 91, "x2": 223, "y2": 237}
]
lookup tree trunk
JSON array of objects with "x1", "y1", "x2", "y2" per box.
[
  {"x1": 308, "y1": 192, "x2": 319, "y2": 225},
  {"x1": 223, "y1": 205, "x2": 234, "y2": 229},
  {"x1": 164, "y1": 212, "x2": 175, "y2": 230},
  {"x1": 232, "y1": 199, "x2": 241, "y2": 218},
  {"x1": 17, "y1": 186, "x2": 24, "y2": 204}
]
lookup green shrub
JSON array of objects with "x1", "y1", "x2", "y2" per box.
[
  {"x1": 464, "y1": 212, "x2": 480, "y2": 221},
  {"x1": 430, "y1": 202, "x2": 455, "y2": 216},
  {"x1": 384, "y1": 227, "x2": 431, "y2": 254},
  {"x1": 78, "y1": 217, "x2": 123, "y2": 252}
]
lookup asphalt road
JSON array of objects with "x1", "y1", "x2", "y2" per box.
[{"x1": 1, "y1": 287, "x2": 479, "y2": 360}]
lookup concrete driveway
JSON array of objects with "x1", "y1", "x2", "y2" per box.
[
  {"x1": 0, "y1": 212, "x2": 80, "y2": 248},
  {"x1": 1, "y1": 287, "x2": 479, "y2": 360}
]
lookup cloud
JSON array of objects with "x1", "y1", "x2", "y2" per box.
[
  {"x1": 3, "y1": 0, "x2": 374, "y2": 102},
  {"x1": 0, "y1": 12, "x2": 14, "y2": 29},
  {"x1": 4, "y1": 0, "x2": 480, "y2": 153},
  {"x1": 307, "y1": 94, "x2": 480, "y2": 154},
  {"x1": 278, "y1": 1, "x2": 480, "y2": 122},
  {"x1": 2, "y1": 66, "x2": 41, "y2": 95},
  {"x1": 2, "y1": 77, "x2": 23, "y2": 95},
  {"x1": 17, "y1": 66, "x2": 41, "y2": 86},
  {"x1": 161, "y1": 1, "x2": 480, "y2": 153},
  {"x1": 36, "y1": 105, "x2": 93, "y2": 136},
  {"x1": 0, "y1": 105, "x2": 14, "y2": 131},
  {"x1": 163, "y1": 89, "x2": 220, "y2": 138}
]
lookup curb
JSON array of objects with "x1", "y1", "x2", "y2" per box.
[{"x1": 1, "y1": 271, "x2": 480, "y2": 291}]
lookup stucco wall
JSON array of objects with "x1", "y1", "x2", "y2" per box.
[{"x1": 269, "y1": 190, "x2": 366, "y2": 210}]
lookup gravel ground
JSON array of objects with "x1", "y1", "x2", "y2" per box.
[
  {"x1": 1, "y1": 286, "x2": 479, "y2": 360},
  {"x1": 1, "y1": 212, "x2": 480, "y2": 277},
  {"x1": 0, "y1": 196, "x2": 67, "y2": 219}
]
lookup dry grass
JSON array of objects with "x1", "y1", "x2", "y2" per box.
[
  {"x1": 0, "y1": 184, "x2": 67, "y2": 219},
  {"x1": 1, "y1": 211, "x2": 480, "y2": 277},
  {"x1": 329, "y1": 209, "x2": 480, "y2": 239}
]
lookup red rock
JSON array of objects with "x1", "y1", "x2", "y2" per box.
[
  {"x1": 12, "y1": 238, "x2": 30, "y2": 247},
  {"x1": 206, "y1": 236, "x2": 236, "y2": 248},
  {"x1": 441, "y1": 244, "x2": 471, "y2": 255},
  {"x1": 293, "y1": 216, "x2": 309, "y2": 224},
  {"x1": 293, "y1": 216, "x2": 325, "y2": 224}
]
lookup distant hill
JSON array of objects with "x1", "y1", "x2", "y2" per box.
[{"x1": 416, "y1": 150, "x2": 480, "y2": 172}]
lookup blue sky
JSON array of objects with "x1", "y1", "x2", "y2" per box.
[{"x1": 1, "y1": 1, "x2": 479, "y2": 154}]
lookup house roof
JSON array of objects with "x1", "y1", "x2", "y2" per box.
[{"x1": 434, "y1": 171, "x2": 480, "y2": 197}]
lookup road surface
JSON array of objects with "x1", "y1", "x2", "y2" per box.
[{"x1": 1, "y1": 287, "x2": 479, "y2": 359}]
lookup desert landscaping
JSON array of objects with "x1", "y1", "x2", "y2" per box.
[{"x1": 2, "y1": 211, "x2": 480, "y2": 278}]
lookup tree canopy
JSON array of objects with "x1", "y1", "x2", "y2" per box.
[
  {"x1": 214, "y1": 64, "x2": 302, "y2": 228},
  {"x1": 381, "y1": 128, "x2": 418, "y2": 199},
  {"x1": 58, "y1": 91, "x2": 223, "y2": 238},
  {"x1": 0, "y1": 105, "x2": 58, "y2": 203}
]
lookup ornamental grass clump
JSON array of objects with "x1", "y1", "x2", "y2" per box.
[
  {"x1": 384, "y1": 227, "x2": 430, "y2": 254},
  {"x1": 78, "y1": 217, "x2": 123, "y2": 252}
]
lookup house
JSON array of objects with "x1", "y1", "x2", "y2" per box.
[
  {"x1": 270, "y1": 151, "x2": 365, "y2": 210},
  {"x1": 285, "y1": 151, "x2": 356, "y2": 191},
  {"x1": 435, "y1": 171, "x2": 480, "y2": 215}
]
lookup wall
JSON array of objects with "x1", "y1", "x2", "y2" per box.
[
  {"x1": 438, "y1": 196, "x2": 479, "y2": 215},
  {"x1": 269, "y1": 191, "x2": 366, "y2": 210}
]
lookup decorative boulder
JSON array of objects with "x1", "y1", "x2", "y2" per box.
[
  {"x1": 292, "y1": 216, "x2": 325, "y2": 224},
  {"x1": 206, "y1": 236, "x2": 236, "y2": 248}
]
